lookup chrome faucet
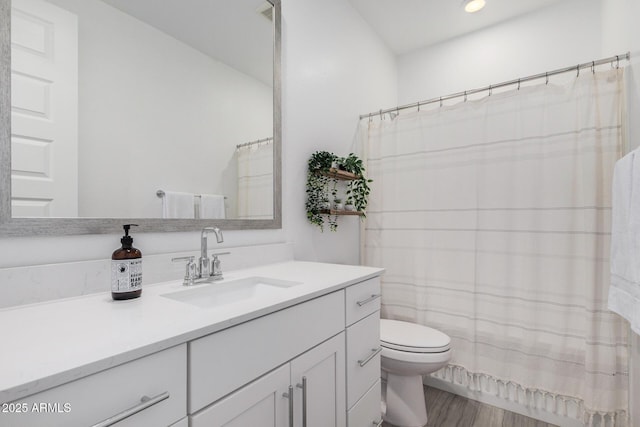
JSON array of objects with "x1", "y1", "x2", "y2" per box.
[
  {"x1": 200, "y1": 227, "x2": 223, "y2": 278},
  {"x1": 172, "y1": 227, "x2": 227, "y2": 286}
]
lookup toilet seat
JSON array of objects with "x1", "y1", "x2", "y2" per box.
[
  {"x1": 381, "y1": 319, "x2": 451, "y2": 353},
  {"x1": 381, "y1": 345, "x2": 452, "y2": 365}
]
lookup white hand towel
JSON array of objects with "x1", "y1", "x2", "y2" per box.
[
  {"x1": 608, "y1": 148, "x2": 640, "y2": 335},
  {"x1": 200, "y1": 194, "x2": 226, "y2": 219},
  {"x1": 162, "y1": 191, "x2": 195, "y2": 219}
]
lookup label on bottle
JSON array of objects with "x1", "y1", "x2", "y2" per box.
[{"x1": 111, "y1": 259, "x2": 142, "y2": 293}]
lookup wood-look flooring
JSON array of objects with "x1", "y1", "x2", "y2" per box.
[{"x1": 382, "y1": 386, "x2": 559, "y2": 427}]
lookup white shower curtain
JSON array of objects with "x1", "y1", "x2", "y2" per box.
[
  {"x1": 364, "y1": 69, "x2": 629, "y2": 425},
  {"x1": 236, "y1": 139, "x2": 274, "y2": 219}
]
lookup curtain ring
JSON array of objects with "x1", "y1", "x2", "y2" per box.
[
  {"x1": 379, "y1": 109, "x2": 383, "y2": 120},
  {"x1": 545, "y1": 73, "x2": 549, "y2": 85},
  {"x1": 464, "y1": 91, "x2": 467, "y2": 102},
  {"x1": 488, "y1": 85, "x2": 492, "y2": 96},
  {"x1": 591, "y1": 61, "x2": 595, "y2": 74},
  {"x1": 439, "y1": 97, "x2": 443, "y2": 107},
  {"x1": 517, "y1": 79, "x2": 521, "y2": 90},
  {"x1": 616, "y1": 55, "x2": 620, "y2": 69},
  {"x1": 576, "y1": 65, "x2": 580, "y2": 77}
]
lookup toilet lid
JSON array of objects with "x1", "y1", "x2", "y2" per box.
[{"x1": 380, "y1": 319, "x2": 451, "y2": 353}]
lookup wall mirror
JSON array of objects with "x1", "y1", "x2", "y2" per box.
[{"x1": 0, "y1": 0, "x2": 282, "y2": 236}]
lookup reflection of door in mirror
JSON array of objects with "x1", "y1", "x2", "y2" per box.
[
  {"x1": 11, "y1": 0, "x2": 78, "y2": 217},
  {"x1": 10, "y1": 0, "x2": 274, "y2": 220}
]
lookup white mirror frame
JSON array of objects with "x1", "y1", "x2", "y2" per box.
[{"x1": 0, "y1": 0, "x2": 282, "y2": 236}]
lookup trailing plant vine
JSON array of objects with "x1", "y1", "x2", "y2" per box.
[
  {"x1": 305, "y1": 150, "x2": 371, "y2": 232},
  {"x1": 339, "y1": 153, "x2": 372, "y2": 214},
  {"x1": 305, "y1": 151, "x2": 336, "y2": 231}
]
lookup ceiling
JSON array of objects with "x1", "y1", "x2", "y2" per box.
[
  {"x1": 95, "y1": 0, "x2": 570, "y2": 84},
  {"x1": 347, "y1": 0, "x2": 568, "y2": 55},
  {"x1": 101, "y1": 0, "x2": 274, "y2": 86}
]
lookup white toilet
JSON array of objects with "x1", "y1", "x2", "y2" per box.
[{"x1": 380, "y1": 319, "x2": 452, "y2": 427}]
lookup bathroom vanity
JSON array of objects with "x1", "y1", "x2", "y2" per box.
[{"x1": 0, "y1": 261, "x2": 383, "y2": 427}]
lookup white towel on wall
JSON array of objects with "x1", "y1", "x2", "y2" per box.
[
  {"x1": 162, "y1": 191, "x2": 195, "y2": 219},
  {"x1": 609, "y1": 148, "x2": 640, "y2": 335},
  {"x1": 200, "y1": 194, "x2": 225, "y2": 219}
]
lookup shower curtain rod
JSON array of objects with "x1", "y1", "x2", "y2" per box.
[
  {"x1": 359, "y1": 51, "x2": 631, "y2": 120},
  {"x1": 236, "y1": 137, "x2": 273, "y2": 149}
]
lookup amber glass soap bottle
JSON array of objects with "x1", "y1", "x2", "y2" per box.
[{"x1": 111, "y1": 224, "x2": 142, "y2": 300}]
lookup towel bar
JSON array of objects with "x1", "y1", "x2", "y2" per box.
[{"x1": 156, "y1": 190, "x2": 226, "y2": 199}]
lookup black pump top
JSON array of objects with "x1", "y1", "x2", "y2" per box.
[{"x1": 121, "y1": 224, "x2": 138, "y2": 248}]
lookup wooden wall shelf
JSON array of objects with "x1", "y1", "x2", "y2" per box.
[
  {"x1": 319, "y1": 168, "x2": 360, "y2": 181},
  {"x1": 320, "y1": 209, "x2": 364, "y2": 216}
]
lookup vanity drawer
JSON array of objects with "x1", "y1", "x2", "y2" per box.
[
  {"x1": 346, "y1": 311, "x2": 381, "y2": 408},
  {"x1": 2, "y1": 344, "x2": 187, "y2": 427},
  {"x1": 347, "y1": 380, "x2": 382, "y2": 427},
  {"x1": 188, "y1": 290, "x2": 345, "y2": 413},
  {"x1": 345, "y1": 277, "x2": 381, "y2": 326}
]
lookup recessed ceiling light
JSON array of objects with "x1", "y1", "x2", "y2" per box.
[{"x1": 463, "y1": 0, "x2": 486, "y2": 13}]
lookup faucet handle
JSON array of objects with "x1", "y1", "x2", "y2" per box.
[
  {"x1": 210, "y1": 252, "x2": 231, "y2": 281},
  {"x1": 172, "y1": 256, "x2": 198, "y2": 286}
]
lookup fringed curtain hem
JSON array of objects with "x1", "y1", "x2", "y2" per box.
[{"x1": 433, "y1": 364, "x2": 628, "y2": 427}]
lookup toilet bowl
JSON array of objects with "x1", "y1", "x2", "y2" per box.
[{"x1": 380, "y1": 319, "x2": 452, "y2": 427}]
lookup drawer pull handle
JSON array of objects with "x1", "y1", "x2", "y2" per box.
[
  {"x1": 283, "y1": 385, "x2": 294, "y2": 427},
  {"x1": 358, "y1": 347, "x2": 382, "y2": 367},
  {"x1": 296, "y1": 376, "x2": 308, "y2": 427},
  {"x1": 91, "y1": 391, "x2": 169, "y2": 427},
  {"x1": 373, "y1": 420, "x2": 384, "y2": 427},
  {"x1": 356, "y1": 294, "x2": 381, "y2": 307}
]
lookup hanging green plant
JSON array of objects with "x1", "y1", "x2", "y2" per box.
[
  {"x1": 305, "y1": 150, "x2": 371, "y2": 232},
  {"x1": 305, "y1": 151, "x2": 335, "y2": 231},
  {"x1": 338, "y1": 153, "x2": 372, "y2": 214}
]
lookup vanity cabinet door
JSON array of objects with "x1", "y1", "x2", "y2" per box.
[
  {"x1": 189, "y1": 364, "x2": 290, "y2": 427},
  {"x1": 290, "y1": 332, "x2": 346, "y2": 427}
]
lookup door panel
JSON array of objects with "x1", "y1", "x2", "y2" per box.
[{"x1": 11, "y1": 0, "x2": 78, "y2": 217}]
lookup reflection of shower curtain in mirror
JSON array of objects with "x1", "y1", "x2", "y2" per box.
[
  {"x1": 364, "y1": 69, "x2": 629, "y2": 426},
  {"x1": 236, "y1": 139, "x2": 273, "y2": 219}
]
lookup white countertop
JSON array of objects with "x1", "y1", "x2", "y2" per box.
[{"x1": 0, "y1": 261, "x2": 383, "y2": 404}]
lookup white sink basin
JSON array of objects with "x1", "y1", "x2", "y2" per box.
[{"x1": 161, "y1": 276, "x2": 302, "y2": 308}]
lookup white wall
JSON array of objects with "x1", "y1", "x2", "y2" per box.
[
  {"x1": 397, "y1": 0, "x2": 603, "y2": 105},
  {"x1": 46, "y1": 0, "x2": 272, "y2": 219},
  {"x1": 281, "y1": 0, "x2": 397, "y2": 265},
  {"x1": 0, "y1": 0, "x2": 397, "y2": 297}
]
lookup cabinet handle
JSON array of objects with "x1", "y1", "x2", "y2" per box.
[
  {"x1": 283, "y1": 385, "x2": 294, "y2": 427},
  {"x1": 90, "y1": 391, "x2": 169, "y2": 427},
  {"x1": 356, "y1": 294, "x2": 381, "y2": 307},
  {"x1": 358, "y1": 347, "x2": 382, "y2": 367},
  {"x1": 296, "y1": 376, "x2": 308, "y2": 427},
  {"x1": 372, "y1": 419, "x2": 383, "y2": 426}
]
